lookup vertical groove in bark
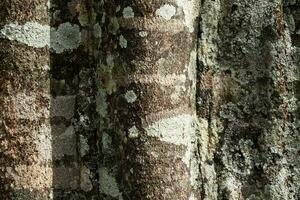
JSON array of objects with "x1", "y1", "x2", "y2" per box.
[
  {"x1": 50, "y1": 0, "x2": 99, "y2": 198},
  {"x1": 197, "y1": 0, "x2": 300, "y2": 199},
  {"x1": 0, "y1": 0, "x2": 52, "y2": 199},
  {"x1": 97, "y1": 0, "x2": 200, "y2": 199}
]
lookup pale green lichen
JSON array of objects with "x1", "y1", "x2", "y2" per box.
[
  {"x1": 96, "y1": 89, "x2": 108, "y2": 117},
  {"x1": 0, "y1": 21, "x2": 50, "y2": 48},
  {"x1": 122, "y1": 7, "x2": 134, "y2": 18},
  {"x1": 124, "y1": 90, "x2": 137, "y2": 103},
  {"x1": 102, "y1": 132, "x2": 113, "y2": 153},
  {"x1": 99, "y1": 167, "x2": 121, "y2": 198},
  {"x1": 106, "y1": 54, "x2": 114, "y2": 67},
  {"x1": 94, "y1": 23, "x2": 102, "y2": 38},
  {"x1": 119, "y1": 35, "x2": 127, "y2": 48},
  {"x1": 50, "y1": 22, "x2": 81, "y2": 54},
  {"x1": 155, "y1": 4, "x2": 176, "y2": 20},
  {"x1": 79, "y1": 135, "x2": 89, "y2": 157}
]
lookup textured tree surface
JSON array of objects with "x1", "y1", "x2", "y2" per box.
[
  {"x1": 0, "y1": 0, "x2": 299, "y2": 199},
  {"x1": 98, "y1": 0, "x2": 200, "y2": 199},
  {"x1": 0, "y1": 0, "x2": 52, "y2": 199},
  {"x1": 197, "y1": 0, "x2": 300, "y2": 199}
]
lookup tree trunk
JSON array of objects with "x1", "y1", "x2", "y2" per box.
[
  {"x1": 49, "y1": 0, "x2": 99, "y2": 199},
  {"x1": 0, "y1": 0, "x2": 300, "y2": 199},
  {"x1": 98, "y1": 0, "x2": 200, "y2": 199},
  {"x1": 197, "y1": 0, "x2": 300, "y2": 199},
  {"x1": 0, "y1": 0, "x2": 52, "y2": 199}
]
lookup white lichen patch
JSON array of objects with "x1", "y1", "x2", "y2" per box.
[
  {"x1": 128, "y1": 126, "x2": 139, "y2": 138},
  {"x1": 122, "y1": 6, "x2": 134, "y2": 18},
  {"x1": 189, "y1": 193, "x2": 196, "y2": 200},
  {"x1": 119, "y1": 35, "x2": 127, "y2": 48},
  {"x1": 175, "y1": 0, "x2": 200, "y2": 32},
  {"x1": 50, "y1": 22, "x2": 81, "y2": 53},
  {"x1": 155, "y1": 4, "x2": 176, "y2": 20},
  {"x1": 99, "y1": 167, "x2": 120, "y2": 198},
  {"x1": 139, "y1": 31, "x2": 148, "y2": 37},
  {"x1": 144, "y1": 114, "x2": 195, "y2": 145},
  {"x1": 124, "y1": 90, "x2": 137, "y2": 103},
  {"x1": 0, "y1": 21, "x2": 82, "y2": 53},
  {"x1": 0, "y1": 21, "x2": 50, "y2": 48}
]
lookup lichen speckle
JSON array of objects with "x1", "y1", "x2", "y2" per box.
[
  {"x1": 124, "y1": 90, "x2": 137, "y2": 103},
  {"x1": 155, "y1": 4, "x2": 176, "y2": 20},
  {"x1": 139, "y1": 31, "x2": 148, "y2": 37},
  {"x1": 99, "y1": 167, "x2": 121, "y2": 198},
  {"x1": 94, "y1": 23, "x2": 102, "y2": 38},
  {"x1": 119, "y1": 35, "x2": 127, "y2": 48},
  {"x1": 79, "y1": 135, "x2": 89, "y2": 157},
  {"x1": 0, "y1": 21, "x2": 50, "y2": 48},
  {"x1": 50, "y1": 22, "x2": 81, "y2": 54},
  {"x1": 122, "y1": 6, "x2": 134, "y2": 19},
  {"x1": 128, "y1": 126, "x2": 139, "y2": 138}
]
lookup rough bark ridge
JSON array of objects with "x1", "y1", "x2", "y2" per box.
[
  {"x1": 197, "y1": 0, "x2": 300, "y2": 199},
  {"x1": 0, "y1": 0, "x2": 300, "y2": 199},
  {"x1": 97, "y1": 0, "x2": 200, "y2": 199},
  {"x1": 0, "y1": 0, "x2": 52, "y2": 199},
  {"x1": 0, "y1": 0, "x2": 100, "y2": 199}
]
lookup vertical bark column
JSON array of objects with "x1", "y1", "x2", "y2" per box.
[
  {"x1": 197, "y1": 0, "x2": 300, "y2": 199},
  {"x1": 0, "y1": 0, "x2": 52, "y2": 199},
  {"x1": 98, "y1": 0, "x2": 200, "y2": 199},
  {"x1": 50, "y1": 0, "x2": 99, "y2": 198}
]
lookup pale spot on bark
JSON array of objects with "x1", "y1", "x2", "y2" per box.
[
  {"x1": 99, "y1": 167, "x2": 121, "y2": 198},
  {"x1": 144, "y1": 114, "x2": 195, "y2": 145},
  {"x1": 155, "y1": 4, "x2": 176, "y2": 20},
  {"x1": 139, "y1": 31, "x2": 148, "y2": 37},
  {"x1": 119, "y1": 35, "x2": 127, "y2": 48},
  {"x1": 125, "y1": 90, "x2": 137, "y2": 103},
  {"x1": 128, "y1": 126, "x2": 139, "y2": 138},
  {"x1": 0, "y1": 22, "x2": 50, "y2": 48},
  {"x1": 123, "y1": 6, "x2": 134, "y2": 19}
]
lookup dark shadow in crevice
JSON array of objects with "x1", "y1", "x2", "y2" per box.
[{"x1": 49, "y1": 0, "x2": 99, "y2": 199}]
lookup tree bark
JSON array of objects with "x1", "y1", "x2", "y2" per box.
[
  {"x1": 98, "y1": 0, "x2": 200, "y2": 199},
  {"x1": 50, "y1": 0, "x2": 99, "y2": 199},
  {"x1": 0, "y1": 0, "x2": 299, "y2": 199},
  {"x1": 0, "y1": 0, "x2": 52, "y2": 199},
  {"x1": 197, "y1": 0, "x2": 300, "y2": 199}
]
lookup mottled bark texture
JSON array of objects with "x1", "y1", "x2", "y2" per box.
[
  {"x1": 0, "y1": 0, "x2": 100, "y2": 199},
  {"x1": 50, "y1": 0, "x2": 99, "y2": 199},
  {"x1": 0, "y1": 0, "x2": 52, "y2": 199},
  {"x1": 197, "y1": 0, "x2": 300, "y2": 199},
  {"x1": 1, "y1": 0, "x2": 300, "y2": 199},
  {"x1": 97, "y1": 0, "x2": 200, "y2": 199}
]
